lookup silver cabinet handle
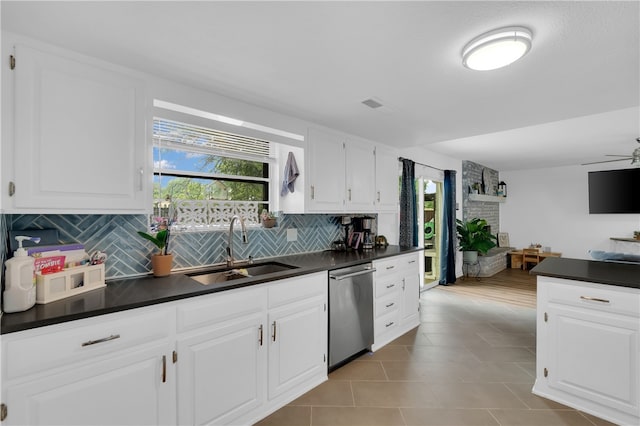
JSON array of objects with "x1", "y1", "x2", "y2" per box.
[
  {"x1": 580, "y1": 296, "x2": 610, "y2": 304},
  {"x1": 162, "y1": 355, "x2": 167, "y2": 383},
  {"x1": 386, "y1": 284, "x2": 395, "y2": 289},
  {"x1": 259, "y1": 324, "x2": 264, "y2": 346},
  {"x1": 386, "y1": 265, "x2": 395, "y2": 270},
  {"x1": 385, "y1": 321, "x2": 394, "y2": 328},
  {"x1": 138, "y1": 167, "x2": 144, "y2": 191},
  {"x1": 272, "y1": 321, "x2": 277, "y2": 342},
  {"x1": 377, "y1": 191, "x2": 381, "y2": 202},
  {"x1": 385, "y1": 302, "x2": 395, "y2": 308},
  {"x1": 408, "y1": 260, "x2": 416, "y2": 264},
  {"x1": 81, "y1": 334, "x2": 120, "y2": 347},
  {"x1": 311, "y1": 185, "x2": 315, "y2": 200},
  {"x1": 348, "y1": 188, "x2": 352, "y2": 201}
]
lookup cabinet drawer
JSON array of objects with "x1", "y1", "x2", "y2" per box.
[
  {"x1": 375, "y1": 275, "x2": 402, "y2": 298},
  {"x1": 545, "y1": 278, "x2": 640, "y2": 317},
  {"x1": 375, "y1": 311, "x2": 400, "y2": 338},
  {"x1": 177, "y1": 286, "x2": 266, "y2": 333},
  {"x1": 268, "y1": 272, "x2": 326, "y2": 309},
  {"x1": 375, "y1": 293, "x2": 400, "y2": 319},
  {"x1": 3, "y1": 305, "x2": 173, "y2": 380},
  {"x1": 374, "y1": 257, "x2": 401, "y2": 278}
]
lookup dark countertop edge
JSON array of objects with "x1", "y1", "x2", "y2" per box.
[
  {"x1": 530, "y1": 257, "x2": 640, "y2": 289},
  {"x1": 1, "y1": 246, "x2": 423, "y2": 335}
]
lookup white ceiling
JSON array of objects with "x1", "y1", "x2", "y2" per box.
[{"x1": 2, "y1": 1, "x2": 639, "y2": 171}]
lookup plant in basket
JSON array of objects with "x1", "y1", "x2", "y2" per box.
[{"x1": 260, "y1": 209, "x2": 277, "y2": 228}]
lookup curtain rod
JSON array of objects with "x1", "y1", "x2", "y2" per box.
[{"x1": 398, "y1": 157, "x2": 445, "y2": 172}]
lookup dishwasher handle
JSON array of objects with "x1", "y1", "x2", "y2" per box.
[{"x1": 329, "y1": 267, "x2": 376, "y2": 281}]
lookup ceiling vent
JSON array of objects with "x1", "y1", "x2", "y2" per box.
[{"x1": 361, "y1": 98, "x2": 384, "y2": 109}]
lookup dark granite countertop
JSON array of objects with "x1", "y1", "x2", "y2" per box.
[
  {"x1": 1, "y1": 246, "x2": 421, "y2": 335},
  {"x1": 530, "y1": 257, "x2": 640, "y2": 289}
]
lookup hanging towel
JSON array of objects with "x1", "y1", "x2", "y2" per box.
[{"x1": 281, "y1": 151, "x2": 300, "y2": 196}]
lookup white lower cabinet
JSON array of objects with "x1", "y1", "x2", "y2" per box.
[
  {"x1": 1, "y1": 305, "x2": 176, "y2": 425},
  {"x1": 534, "y1": 276, "x2": 640, "y2": 426},
  {"x1": 176, "y1": 271, "x2": 327, "y2": 425},
  {"x1": 1, "y1": 272, "x2": 328, "y2": 426},
  {"x1": 372, "y1": 252, "x2": 421, "y2": 351}
]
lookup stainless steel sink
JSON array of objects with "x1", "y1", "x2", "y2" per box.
[{"x1": 187, "y1": 262, "x2": 298, "y2": 286}]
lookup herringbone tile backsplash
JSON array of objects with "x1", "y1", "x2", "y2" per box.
[{"x1": 5, "y1": 214, "x2": 343, "y2": 279}]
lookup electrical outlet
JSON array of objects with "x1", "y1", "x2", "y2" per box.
[{"x1": 286, "y1": 228, "x2": 298, "y2": 242}]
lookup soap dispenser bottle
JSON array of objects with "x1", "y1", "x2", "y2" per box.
[{"x1": 3, "y1": 236, "x2": 41, "y2": 313}]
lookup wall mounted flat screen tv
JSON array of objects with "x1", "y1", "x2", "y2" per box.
[{"x1": 588, "y1": 168, "x2": 640, "y2": 214}]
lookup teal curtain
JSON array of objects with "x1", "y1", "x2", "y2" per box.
[
  {"x1": 399, "y1": 159, "x2": 418, "y2": 247},
  {"x1": 439, "y1": 170, "x2": 457, "y2": 284}
]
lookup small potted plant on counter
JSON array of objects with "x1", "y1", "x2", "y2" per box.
[
  {"x1": 260, "y1": 209, "x2": 277, "y2": 228},
  {"x1": 137, "y1": 228, "x2": 173, "y2": 277},
  {"x1": 456, "y1": 218, "x2": 496, "y2": 263}
]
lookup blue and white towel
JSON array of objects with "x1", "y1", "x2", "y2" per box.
[{"x1": 281, "y1": 151, "x2": 300, "y2": 196}]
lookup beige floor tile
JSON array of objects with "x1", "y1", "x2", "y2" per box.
[
  {"x1": 311, "y1": 406, "x2": 405, "y2": 426},
  {"x1": 432, "y1": 382, "x2": 529, "y2": 409},
  {"x1": 386, "y1": 329, "x2": 433, "y2": 346},
  {"x1": 351, "y1": 381, "x2": 440, "y2": 407},
  {"x1": 477, "y1": 331, "x2": 536, "y2": 347},
  {"x1": 288, "y1": 380, "x2": 354, "y2": 406},
  {"x1": 358, "y1": 344, "x2": 410, "y2": 361},
  {"x1": 489, "y1": 409, "x2": 598, "y2": 425},
  {"x1": 457, "y1": 362, "x2": 536, "y2": 383},
  {"x1": 253, "y1": 406, "x2": 311, "y2": 426},
  {"x1": 382, "y1": 360, "x2": 464, "y2": 383},
  {"x1": 329, "y1": 360, "x2": 387, "y2": 381},
  {"x1": 407, "y1": 344, "x2": 483, "y2": 364},
  {"x1": 466, "y1": 345, "x2": 536, "y2": 363},
  {"x1": 578, "y1": 411, "x2": 620, "y2": 426},
  {"x1": 422, "y1": 332, "x2": 489, "y2": 348},
  {"x1": 504, "y1": 383, "x2": 574, "y2": 410},
  {"x1": 401, "y1": 408, "x2": 499, "y2": 425}
]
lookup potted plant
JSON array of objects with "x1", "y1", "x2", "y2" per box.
[
  {"x1": 260, "y1": 209, "x2": 277, "y2": 228},
  {"x1": 456, "y1": 218, "x2": 497, "y2": 263},
  {"x1": 137, "y1": 229, "x2": 173, "y2": 277}
]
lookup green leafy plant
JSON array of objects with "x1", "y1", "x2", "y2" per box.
[
  {"x1": 260, "y1": 209, "x2": 276, "y2": 220},
  {"x1": 456, "y1": 218, "x2": 497, "y2": 254},
  {"x1": 137, "y1": 229, "x2": 170, "y2": 255}
]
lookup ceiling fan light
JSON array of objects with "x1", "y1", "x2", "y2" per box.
[{"x1": 462, "y1": 27, "x2": 532, "y2": 71}]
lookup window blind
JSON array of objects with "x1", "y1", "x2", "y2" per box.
[{"x1": 153, "y1": 118, "x2": 271, "y2": 159}]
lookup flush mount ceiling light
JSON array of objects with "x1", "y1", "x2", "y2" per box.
[{"x1": 462, "y1": 26, "x2": 532, "y2": 71}]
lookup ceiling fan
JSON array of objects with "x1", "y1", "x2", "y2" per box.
[{"x1": 582, "y1": 137, "x2": 640, "y2": 166}]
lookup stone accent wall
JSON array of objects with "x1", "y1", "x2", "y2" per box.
[
  {"x1": 462, "y1": 160, "x2": 500, "y2": 235},
  {"x1": 478, "y1": 247, "x2": 510, "y2": 277}
]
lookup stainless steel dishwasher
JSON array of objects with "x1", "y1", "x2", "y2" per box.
[{"x1": 328, "y1": 263, "x2": 376, "y2": 371}]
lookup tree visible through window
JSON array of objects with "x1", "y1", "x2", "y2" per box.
[{"x1": 152, "y1": 118, "x2": 272, "y2": 231}]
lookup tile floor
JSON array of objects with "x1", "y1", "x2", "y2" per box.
[{"x1": 256, "y1": 285, "x2": 618, "y2": 426}]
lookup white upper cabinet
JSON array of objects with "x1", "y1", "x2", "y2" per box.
[
  {"x1": 307, "y1": 127, "x2": 380, "y2": 213},
  {"x1": 7, "y1": 44, "x2": 148, "y2": 213},
  {"x1": 306, "y1": 127, "x2": 346, "y2": 212},
  {"x1": 345, "y1": 138, "x2": 376, "y2": 211},
  {"x1": 374, "y1": 145, "x2": 399, "y2": 212}
]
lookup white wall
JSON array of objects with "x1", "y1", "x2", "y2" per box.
[{"x1": 501, "y1": 164, "x2": 640, "y2": 260}]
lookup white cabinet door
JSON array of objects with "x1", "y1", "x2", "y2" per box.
[
  {"x1": 374, "y1": 145, "x2": 399, "y2": 212},
  {"x1": 401, "y1": 261, "x2": 421, "y2": 325},
  {"x1": 3, "y1": 343, "x2": 174, "y2": 426},
  {"x1": 268, "y1": 289, "x2": 326, "y2": 400},
  {"x1": 12, "y1": 44, "x2": 147, "y2": 213},
  {"x1": 307, "y1": 127, "x2": 345, "y2": 212},
  {"x1": 176, "y1": 312, "x2": 265, "y2": 426},
  {"x1": 345, "y1": 138, "x2": 375, "y2": 212},
  {"x1": 546, "y1": 305, "x2": 639, "y2": 417}
]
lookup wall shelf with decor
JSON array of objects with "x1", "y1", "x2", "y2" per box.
[
  {"x1": 610, "y1": 237, "x2": 640, "y2": 243},
  {"x1": 468, "y1": 194, "x2": 506, "y2": 203}
]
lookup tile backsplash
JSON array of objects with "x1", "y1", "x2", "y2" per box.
[{"x1": 5, "y1": 214, "x2": 343, "y2": 279}]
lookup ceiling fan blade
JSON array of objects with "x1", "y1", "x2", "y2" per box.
[{"x1": 581, "y1": 158, "x2": 632, "y2": 165}]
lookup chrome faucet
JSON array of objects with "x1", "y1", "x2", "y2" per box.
[{"x1": 226, "y1": 215, "x2": 248, "y2": 267}]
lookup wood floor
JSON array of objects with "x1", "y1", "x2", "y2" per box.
[{"x1": 438, "y1": 268, "x2": 537, "y2": 308}]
